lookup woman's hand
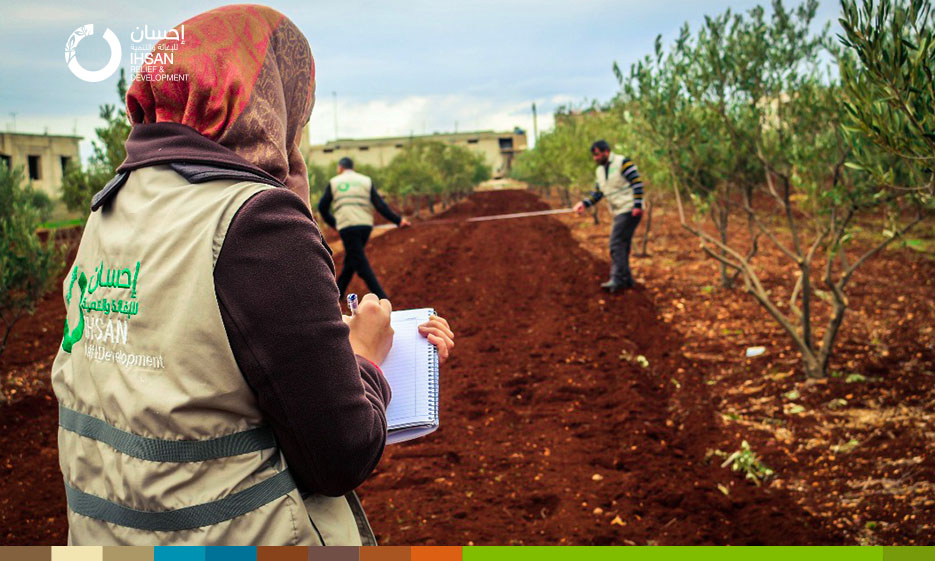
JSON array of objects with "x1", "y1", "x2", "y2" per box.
[
  {"x1": 344, "y1": 293, "x2": 394, "y2": 365},
  {"x1": 418, "y1": 314, "x2": 454, "y2": 364}
]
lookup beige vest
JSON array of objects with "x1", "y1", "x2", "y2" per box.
[
  {"x1": 596, "y1": 153, "x2": 636, "y2": 216},
  {"x1": 51, "y1": 165, "x2": 374, "y2": 546},
  {"x1": 329, "y1": 170, "x2": 374, "y2": 230}
]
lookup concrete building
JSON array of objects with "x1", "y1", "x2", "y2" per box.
[
  {"x1": 306, "y1": 130, "x2": 528, "y2": 179},
  {"x1": 0, "y1": 132, "x2": 82, "y2": 197}
]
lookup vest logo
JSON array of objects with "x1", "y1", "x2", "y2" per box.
[
  {"x1": 337, "y1": 181, "x2": 352, "y2": 192},
  {"x1": 62, "y1": 261, "x2": 142, "y2": 353},
  {"x1": 62, "y1": 267, "x2": 88, "y2": 353},
  {"x1": 65, "y1": 24, "x2": 123, "y2": 83}
]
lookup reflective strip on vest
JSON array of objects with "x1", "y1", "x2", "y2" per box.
[
  {"x1": 60, "y1": 405, "x2": 297, "y2": 531},
  {"x1": 59, "y1": 405, "x2": 278, "y2": 462},
  {"x1": 65, "y1": 469, "x2": 297, "y2": 532}
]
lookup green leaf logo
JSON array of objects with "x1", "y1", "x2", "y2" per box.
[{"x1": 61, "y1": 268, "x2": 87, "y2": 353}]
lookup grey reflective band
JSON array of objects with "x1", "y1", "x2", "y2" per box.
[
  {"x1": 59, "y1": 405, "x2": 277, "y2": 462},
  {"x1": 65, "y1": 469, "x2": 296, "y2": 531}
]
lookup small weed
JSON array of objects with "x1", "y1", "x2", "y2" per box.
[
  {"x1": 830, "y1": 439, "x2": 860, "y2": 454},
  {"x1": 825, "y1": 398, "x2": 848, "y2": 409},
  {"x1": 784, "y1": 403, "x2": 806, "y2": 415},
  {"x1": 865, "y1": 521, "x2": 879, "y2": 530},
  {"x1": 846, "y1": 374, "x2": 868, "y2": 383},
  {"x1": 716, "y1": 441, "x2": 774, "y2": 486},
  {"x1": 701, "y1": 285, "x2": 715, "y2": 294},
  {"x1": 619, "y1": 351, "x2": 650, "y2": 369}
]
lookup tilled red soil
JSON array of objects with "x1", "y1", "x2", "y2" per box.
[
  {"x1": 3, "y1": 189, "x2": 922, "y2": 545},
  {"x1": 340, "y1": 190, "x2": 840, "y2": 545}
]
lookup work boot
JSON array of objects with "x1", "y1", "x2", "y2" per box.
[{"x1": 600, "y1": 280, "x2": 622, "y2": 293}]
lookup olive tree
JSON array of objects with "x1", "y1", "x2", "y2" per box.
[
  {"x1": 626, "y1": 0, "x2": 927, "y2": 378},
  {"x1": 839, "y1": 0, "x2": 935, "y2": 199},
  {"x1": 0, "y1": 163, "x2": 64, "y2": 365}
]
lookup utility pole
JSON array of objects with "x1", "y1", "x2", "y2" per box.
[
  {"x1": 9, "y1": 112, "x2": 16, "y2": 132},
  {"x1": 332, "y1": 91, "x2": 338, "y2": 140},
  {"x1": 531, "y1": 102, "x2": 538, "y2": 145}
]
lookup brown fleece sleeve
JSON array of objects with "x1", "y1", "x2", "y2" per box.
[{"x1": 214, "y1": 187, "x2": 392, "y2": 497}]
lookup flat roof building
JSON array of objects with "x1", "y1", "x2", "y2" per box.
[
  {"x1": 306, "y1": 130, "x2": 527, "y2": 179},
  {"x1": 0, "y1": 132, "x2": 82, "y2": 197}
]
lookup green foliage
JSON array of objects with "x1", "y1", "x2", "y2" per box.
[
  {"x1": 718, "y1": 441, "x2": 775, "y2": 486},
  {"x1": 381, "y1": 141, "x2": 490, "y2": 209},
  {"x1": 607, "y1": 0, "x2": 930, "y2": 378},
  {"x1": 511, "y1": 106, "x2": 650, "y2": 206},
  {"x1": 624, "y1": 0, "x2": 856, "y2": 217},
  {"x1": 307, "y1": 161, "x2": 333, "y2": 203},
  {"x1": 61, "y1": 69, "x2": 130, "y2": 218},
  {"x1": 0, "y1": 162, "x2": 64, "y2": 363},
  {"x1": 25, "y1": 187, "x2": 54, "y2": 223},
  {"x1": 839, "y1": 0, "x2": 935, "y2": 199}
]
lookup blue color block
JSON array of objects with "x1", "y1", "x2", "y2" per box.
[
  {"x1": 155, "y1": 547, "x2": 206, "y2": 561},
  {"x1": 206, "y1": 547, "x2": 256, "y2": 561}
]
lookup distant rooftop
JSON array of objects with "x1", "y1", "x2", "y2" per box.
[
  {"x1": 313, "y1": 129, "x2": 525, "y2": 148},
  {"x1": 1, "y1": 130, "x2": 83, "y2": 140}
]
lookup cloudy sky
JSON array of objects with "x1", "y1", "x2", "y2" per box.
[{"x1": 0, "y1": 1, "x2": 841, "y2": 160}]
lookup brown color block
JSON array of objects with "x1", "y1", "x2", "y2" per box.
[
  {"x1": 256, "y1": 547, "x2": 308, "y2": 561},
  {"x1": 358, "y1": 547, "x2": 410, "y2": 561},
  {"x1": 308, "y1": 546, "x2": 358, "y2": 561},
  {"x1": 3, "y1": 547, "x2": 53, "y2": 561}
]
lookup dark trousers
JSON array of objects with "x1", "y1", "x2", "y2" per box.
[
  {"x1": 609, "y1": 212, "x2": 642, "y2": 285},
  {"x1": 337, "y1": 225, "x2": 388, "y2": 300}
]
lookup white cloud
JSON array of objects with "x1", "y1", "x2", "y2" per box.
[
  {"x1": 0, "y1": 4, "x2": 113, "y2": 28},
  {"x1": 5, "y1": 94, "x2": 561, "y2": 168},
  {"x1": 307, "y1": 94, "x2": 561, "y2": 148}
]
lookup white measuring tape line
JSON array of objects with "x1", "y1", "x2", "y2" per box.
[{"x1": 372, "y1": 208, "x2": 575, "y2": 230}]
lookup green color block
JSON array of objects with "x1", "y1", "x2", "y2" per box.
[
  {"x1": 463, "y1": 546, "x2": 885, "y2": 561},
  {"x1": 884, "y1": 547, "x2": 935, "y2": 561}
]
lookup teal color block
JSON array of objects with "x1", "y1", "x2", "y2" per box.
[
  {"x1": 206, "y1": 547, "x2": 257, "y2": 561},
  {"x1": 155, "y1": 546, "x2": 207, "y2": 561}
]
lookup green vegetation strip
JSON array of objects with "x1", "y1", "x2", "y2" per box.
[
  {"x1": 464, "y1": 546, "x2": 887, "y2": 561},
  {"x1": 38, "y1": 218, "x2": 83, "y2": 230}
]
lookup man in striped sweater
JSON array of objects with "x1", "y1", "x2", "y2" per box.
[{"x1": 573, "y1": 140, "x2": 644, "y2": 292}]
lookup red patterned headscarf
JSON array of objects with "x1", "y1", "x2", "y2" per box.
[{"x1": 126, "y1": 5, "x2": 315, "y2": 204}]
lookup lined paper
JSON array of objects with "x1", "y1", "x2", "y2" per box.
[{"x1": 380, "y1": 308, "x2": 438, "y2": 444}]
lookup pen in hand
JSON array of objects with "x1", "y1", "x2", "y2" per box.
[{"x1": 347, "y1": 293, "x2": 359, "y2": 316}]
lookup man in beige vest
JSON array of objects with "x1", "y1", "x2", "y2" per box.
[
  {"x1": 317, "y1": 157, "x2": 411, "y2": 300},
  {"x1": 573, "y1": 140, "x2": 645, "y2": 292}
]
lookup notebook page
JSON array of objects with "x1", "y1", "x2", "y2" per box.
[{"x1": 382, "y1": 308, "x2": 434, "y2": 428}]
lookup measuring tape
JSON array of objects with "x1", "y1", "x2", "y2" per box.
[{"x1": 372, "y1": 207, "x2": 575, "y2": 230}]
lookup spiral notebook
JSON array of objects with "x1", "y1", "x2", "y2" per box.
[{"x1": 382, "y1": 308, "x2": 439, "y2": 445}]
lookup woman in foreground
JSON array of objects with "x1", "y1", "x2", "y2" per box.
[{"x1": 51, "y1": 5, "x2": 454, "y2": 545}]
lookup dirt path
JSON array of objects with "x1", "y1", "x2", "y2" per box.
[{"x1": 341, "y1": 190, "x2": 838, "y2": 545}]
